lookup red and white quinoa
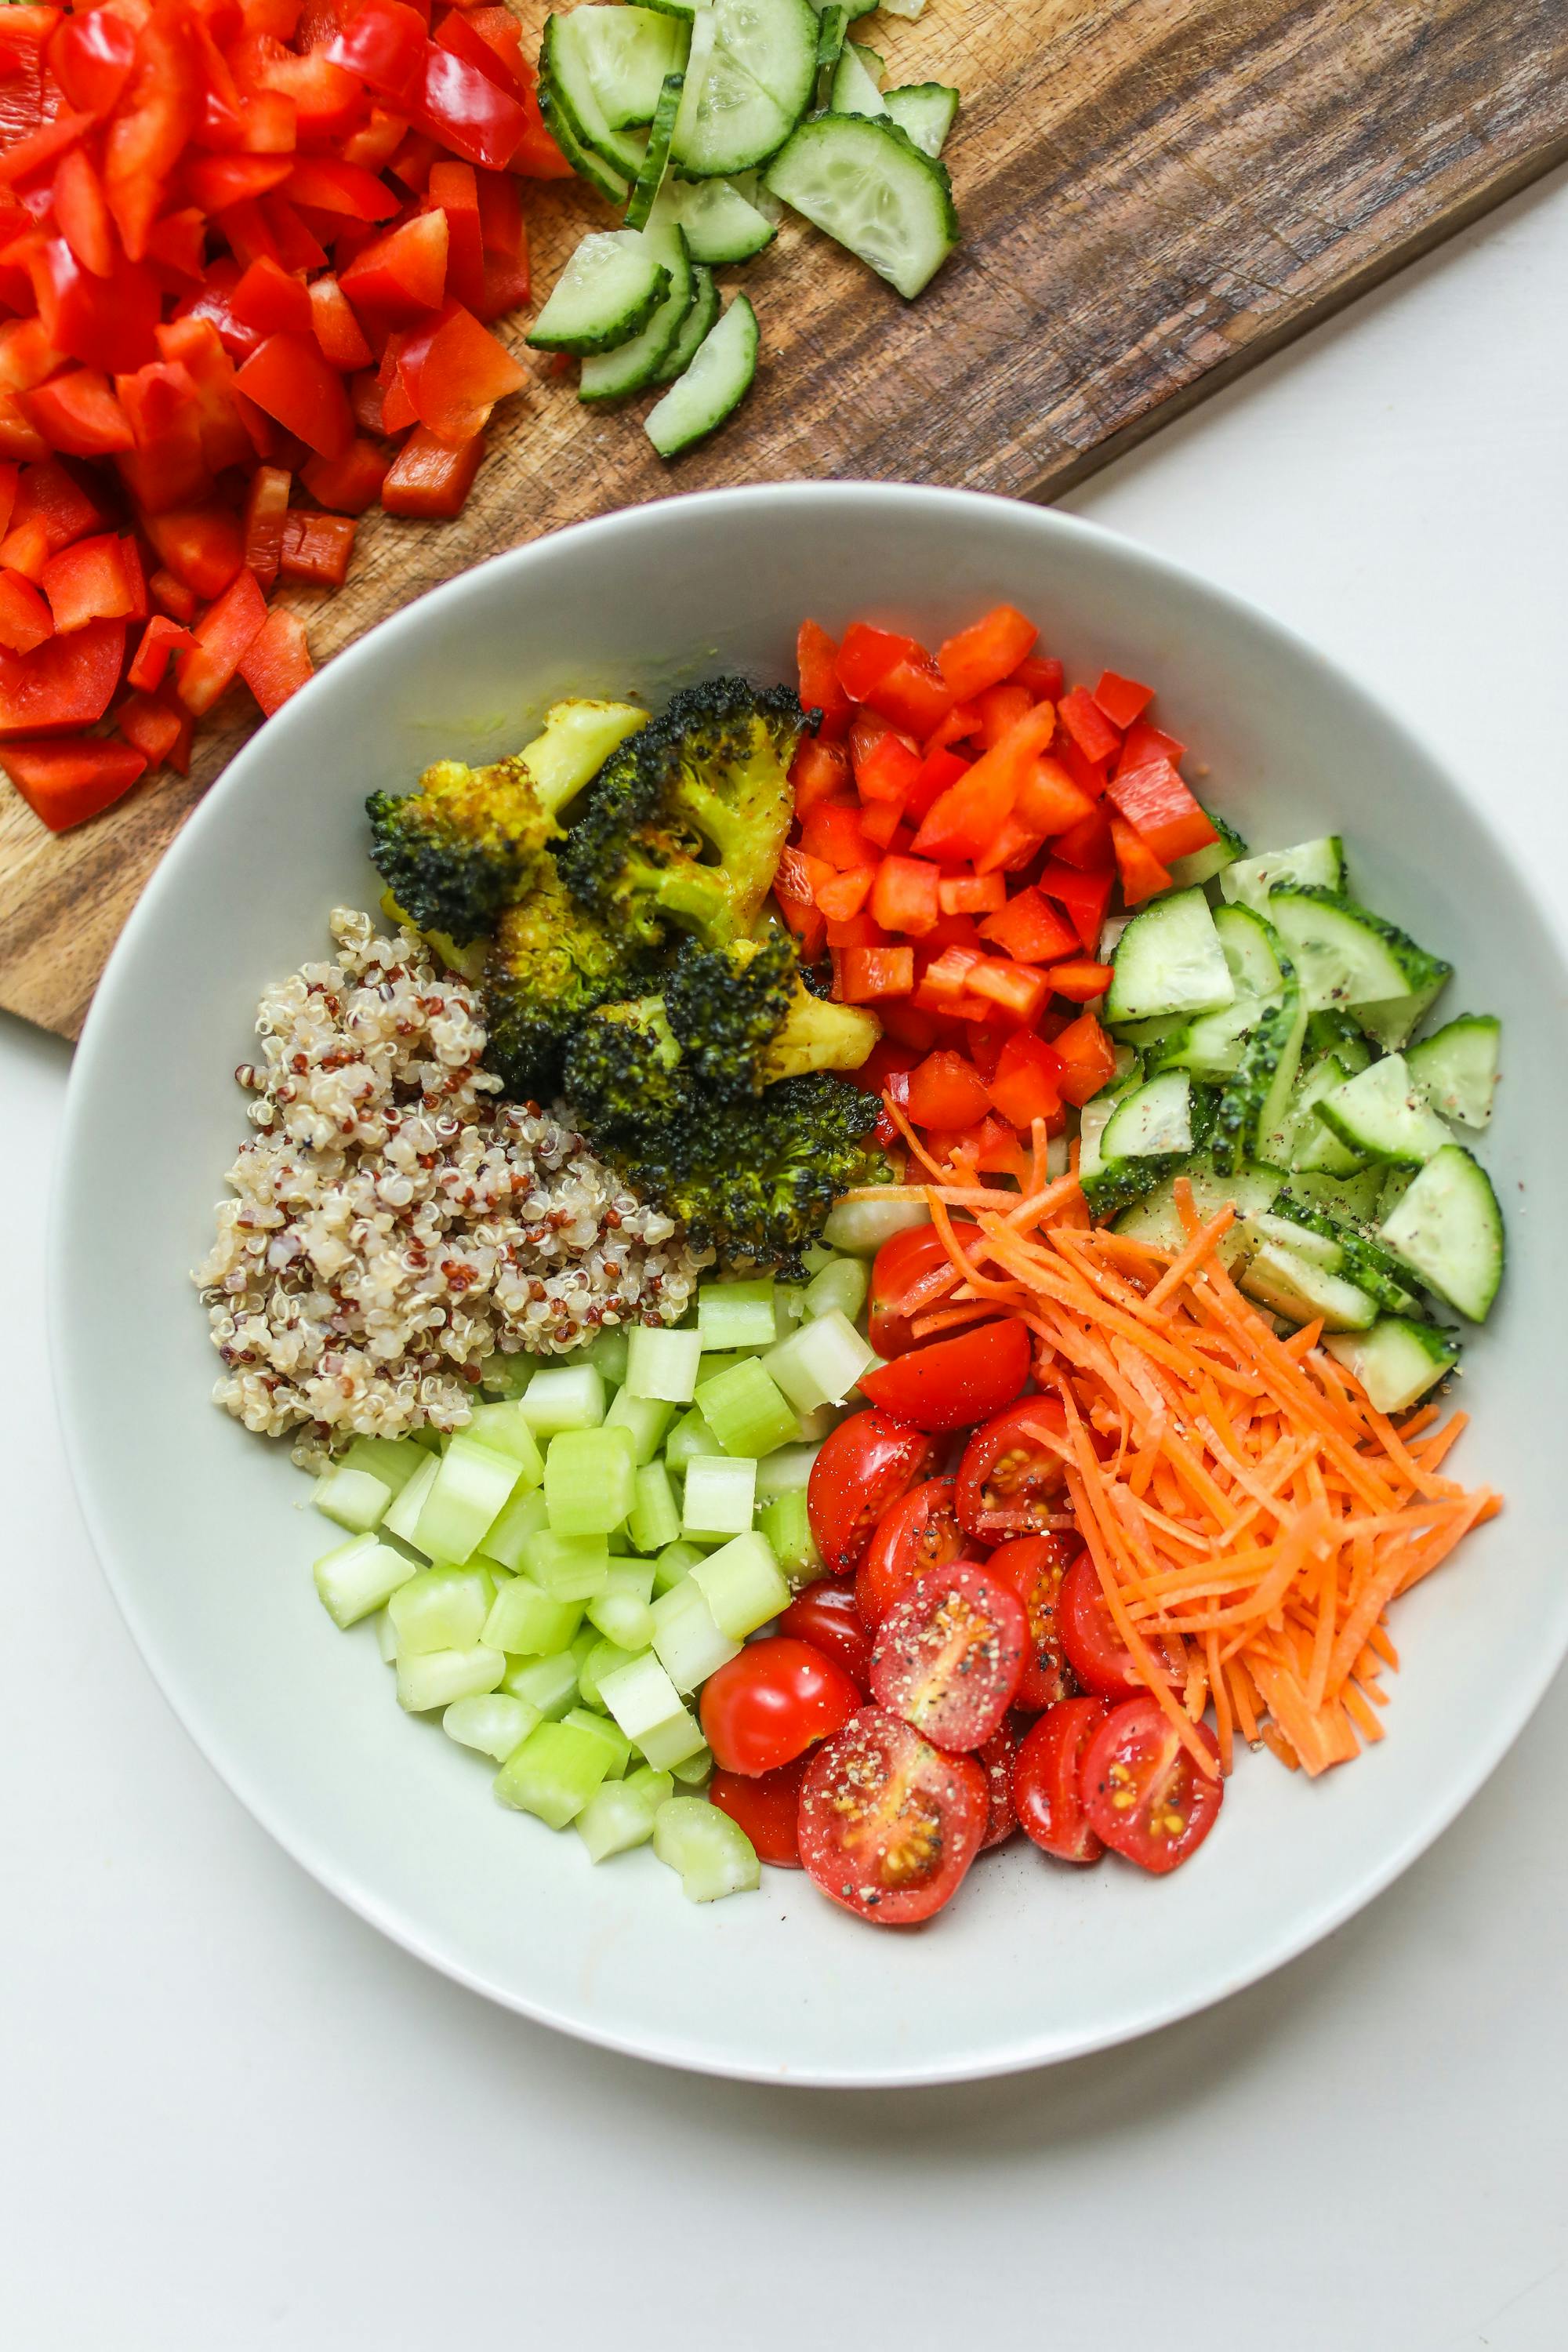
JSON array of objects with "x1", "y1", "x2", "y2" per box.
[{"x1": 194, "y1": 908, "x2": 707, "y2": 1461}]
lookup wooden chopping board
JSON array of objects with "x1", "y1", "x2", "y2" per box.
[{"x1": 5, "y1": 0, "x2": 1566, "y2": 1039}]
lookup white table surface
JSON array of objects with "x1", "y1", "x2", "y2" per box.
[{"x1": 5, "y1": 168, "x2": 1567, "y2": 2352}]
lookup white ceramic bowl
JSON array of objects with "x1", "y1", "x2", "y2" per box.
[{"x1": 53, "y1": 485, "x2": 1563, "y2": 2086}]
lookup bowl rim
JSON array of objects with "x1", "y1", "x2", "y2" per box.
[{"x1": 49, "y1": 480, "x2": 1566, "y2": 2086}]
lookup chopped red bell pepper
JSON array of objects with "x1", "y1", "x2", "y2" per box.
[
  {"x1": 854, "y1": 728, "x2": 920, "y2": 808},
  {"x1": 144, "y1": 208, "x2": 208, "y2": 281},
  {"x1": 0, "y1": 107, "x2": 91, "y2": 191},
  {"x1": 906, "y1": 1048, "x2": 991, "y2": 1129},
  {"x1": 0, "y1": 566, "x2": 52, "y2": 653},
  {"x1": 426, "y1": 158, "x2": 485, "y2": 311},
  {"x1": 115, "y1": 688, "x2": 184, "y2": 769},
  {"x1": 235, "y1": 329, "x2": 354, "y2": 458},
  {"x1": 1058, "y1": 684, "x2": 1122, "y2": 766},
  {"x1": 0, "y1": 615, "x2": 125, "y2": 736},
  {"x1": 285, "y1": 154, "x2": 402, "y2": 223},
  {"x1": 139, "y1": 503, "x2": 245, "y2": 598},
  {"x1": 977, "y1": 885, "x2": 1079, "y2": 966},
  {"x1": 436, "y1": 6, "x2": 531, "y2": 100},
  {"x1": 114, "y1": 360, "x2": 211, "y2": 512},
  {"x1": 340, "y1": 206, "x2": 448, "y2": 317},
  {"x1": 379, "y1": 421, "x2": 483, "y2": 515},
  {"x1": 41, "y1": 530, "x2": 134, "y2": 631},
  {"x1": 857, "y1": 797, "x2": 904, "y2": 851},
  {"x1": 507, "y1": 82, "x2": 572, "y2": 180},
  {"x1": 1013, "y1": 755, "x2": 1096, "y2": 837},
  {"x1": 279, "y1": 507, "x2": 356, "y2": 585},
  {"x1": 936, "y1": 871, "x2": 1005, "y2": 916},
  {"x1": 904, "y1": 742, "x2": 967, "y2": 824},
  {"x1": 1092, "y1": 670, "x2": 1154, "y2": 731},
  {"x1": 325, "y1": 0, "x2": 427, "y2": 107},
  {"x1": 919, "y1": 943, "x2": 983, "y2": 1002},
  {"x1": 176, "y1": 565, "x2": 268, "y2": 716},
  {"x1": 241, "y1": 463, "x2": 292, "y2": 588},
  {"x1": 815, "y1": 865, "x2": 875, "y2": 923},
  {"x1": 11, "y1": 460, "x2": 111, "y2": 555},
  {"x1": 2, "y1": 731, "x2": 145, "y2": 829},
  {"x1": 263, "y1": 196, "x2": 328, "y2": 277},
  {"x1": 24, "y1": 368, "x2": 134, "y2": 457},
  {"x1": 301, "y1": 436, "x2": 389, "y2": 514},
  {"x1": 798, "y1": 797, "x2": 874, "y2": 872},
  {"x1": 148, "y1": 566, "x2": 198, "y2": 622},
  {"x1": 118, "y1": 535, "x2": 147, "y2": 622},
  {"x1": 1116, "y1": 716, "x2": 1186, "y2": 776},
  {"x1": 1104, "y1": 757, "x2": 1217, "y2": 865},
  {"x1": 102, "y1": 2, "x2": 201, "y2": 263},
  {"x1": 910, "y1": 699, "x2": 1057, "y2": 861},
  {"x1": 938, "y1": 604, "x2": 1037, "y2": 702},
  {"x1": 975, "y1": 681, "x2": 1033, "y2": 748},
  {"x1": 395, "y1": 298, "x2": 526, "y2": 443},
  {"x1": 863, "y1": 652, "x2": 953, "y2": 739},
  {"x1": 964, "y1": 957, "x2": 1051, "y2": 1027},
  {"x1": 1050, "y1": 802, "x2": 1115, "y2": 871},
  {"x1": 972, "y1": 815, "x2": 1045, "y2": 878},
  {"x1": 1044, "y1": 958, "x2": 1114, "y2": 1004},
  {"x1": 796, "y1": 617, "x2": 851, "y2": 742},
  {"x1": 775, "y1": 887, "x2": 826, "y2": 965},
  {"x1": 238, "y1": 603, "x2": 314, "y2": 714},
  {"x1": 126, "y1": 612, "x2": 197, "y2": 692},
  {"x1": 789, "y1": 735, "x2": 849, "y2": 811},
  {"x1": 49, "y1": 7, "x2": 137, "y2": 118},
  {"x1": 1053, "y1": 1011, "x2": 1118, "y2": 1108},
  {"x1": 307, "y1": 273, "x2": 375, "y2": 371},
  {"x1": 51, "y1": 147, "x2": 115, "y2": 281},
  {"x1": 835, "y1": 621, "x2": 919, "y2": 704},
  {"x1": 837, "y1": 946, "x2": 914, "y2": 1003},
  {"x1": 412, "y1": 42, "x2": 528, "y2": 172},
  {"x1": 1110, "y1": 813, "x2": 1174, "y2": 907},
  {"x1": 28, "y1": 231, "x2": 160, "y2": 372},
  {"x1": 987, "y1": 1031, "x2": 1064, "y2": 1129},
  {"x1": 869, "y1": 853, "x2": 941, "y2": 937},
  {"x1": 1037, "y1": 858, "x2": 1114, "y2": 954},
  {"x1": 231, "y1": 255, "x2": 314, "y2": 338},
  {"x1": 184, "y1": 152, "x2": 295, "y2": 212}
]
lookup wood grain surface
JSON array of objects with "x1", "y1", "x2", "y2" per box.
[{"x1": 4, "y1": 0, "x2": 1566, "y2": 1038}]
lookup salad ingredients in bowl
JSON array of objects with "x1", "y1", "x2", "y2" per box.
[{"x1": 197, "y1": 590, "x2": 1505, "y2": 1933}]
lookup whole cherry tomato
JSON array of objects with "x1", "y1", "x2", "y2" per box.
[
  {"x1": 1079, "y1": 1698, "x2": 1225, "y2": 1875},
  {"x1": 855, "y1": 1475, "x2": 969, "y2": 1628},
  {"x1": 710, "y1": 1756, "x2": 808, "y2": 1867},
  {"x1": 797, "y1": 1705, "x2": 989, "y2": 1926},
  {"x1": 954, "y1": 1396, "x2": 1070, "y2": 1543},
  {"x1": 860, "y1": 1317, "x2": 1033, "y2": 1434},
  {"x1": 780, "y1": 1578, "x2": 873, "y2": 1693},
  {"x1": 1057, "y1": 1549, "x2": 1185, "y2": 1702},
  {"x1": 699, "y1": 1637, "x2": 862, "y2": 1777},
  {"x1": 807, "y1": 1408, "x2": 935, "y2": 1573},
  {"x1": 1012, "y1": 1697, "x2": 1109, "y2": 1862},
  {"x1": 988, "y1": 1532, "x2": 1080, "y2": 1712},
  {"x1": 869, "y1": 1561, "x2": 1029, "y2": 1752},
  {"x1": 869, "y1": 1220, "x2": 974, "y2": 1357}
]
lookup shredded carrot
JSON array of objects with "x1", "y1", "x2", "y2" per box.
[{"x1": 908, "y1": 1167, "x2": 1501, "y2": 1780}]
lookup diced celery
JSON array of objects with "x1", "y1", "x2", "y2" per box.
[
  {"x1": 373, "y1": 1606, "x2": 400, "y2": 1663},
  {"x1": 520, "y1": 1363, "x2": 606, "y2": 1435},
  {"x1": 521, "y1": 1526, "x2": 611, "y2": 1601},
  {"x1": 311, "y1": 1463, "x2": 391, "y2": 1534},
  {"x1": 652, "y1": 1798, "x2": 760, "y2": 1900},
  {"x1": 577, "y1": 1636, "x2": 639, "y2": 1711},
  {"x1": 314, "y1": 1533, "x2": 418, "y2": 1628},
  {"x1": 408, "y1": 1426, "x2": 444, "y2": 1451},
  {"x1": 763, "y1": 1310, "x2": 877, "y2": 1413},
  {"x1": 804, "y1": 1255, "x2": 869, "y2": 1324},
  {"x1": 597, "y1": 1651, "x2": 706, "y2": 1769},
  {"x1": 569, "y1": 1626, "x2": 601, "y2": 1678},
  {"x1": 793, "y1": 1403, "x2": 840, "y2": 1443},
  {"x1": 343, "y1": 1435, "x2": 427, "y2": 1496},
  {"x1": 396, "y1": 1644, "x2": 506, "y2": 1712},
  {"x1": 389, "y1": 1563, "x2": 495, "y2": 1657},
  {"x1": 477, "y1": 1351, "x2": 533, "y2": 1399},
  {"x1": 682, "y1": 1453, "x2": 757, "y2": 1538},
  {"x1": 586, "y1": 1560, "x2": 656, "y2": 1651},
  {"x1": 773, "y1": 1283, "x2": 809, "y2": 1331},
  {"x1": 544, "y1": 1426, "x2": 636, "y2": 1537},
  {"x1": 691, "y1": 1529, "x2": 790, "y2": 1639},
  {"x1": 670, "y1": 1744, "x2": 713, "y2": 1788},
  {"x1": 698, "y1": 1277, "x2": 777, "y2": 1349},
  {"x1": 443, "y1": 1693, "x2": 540, "y2": 1762},
  {"x1": 575, "y1": 1766, "x2": 674, "y2": 1862},
  {"x1": 586, "y1": 1325, "x2": 630, "y2": 1385},
  {"x1": 625, "y1": 1324, "x2": 704, "y2": 1403},
  {"x1": 413, "y1": 1436, "x2": 521, "y2": 1565},
  {"x1": 493, "y1": 1719, "x2": 612, "y2": 1828},
  {"x1": 481, "y1": 1573, "x2": 581, "y2": 1657},
  {"x1": 464, "y1": 1401, "x2": 546, "y2": 1482},
  {"x1": 754, "y1": 1442, "x2": 822, "y2": 1500},
  {"x1": 637, "y1": 1705, "x2": 709, "y2": 1773},
  {"x1": 481, "y1": 1484, "x2": 550, "y2": 1572},
  {"x1": 564, "y1": 1705, "x2": 632, "y2": 1779},
  {"x1": 649, "y1": 1577, "x2": 740, "y2": 1693},
  {"x1": 628, "y1": 1460, "x2": 681, "y2": 1555},
  {"x1": 759, "y1": 1488, "x2": 822, "y2": 1582},
  {"x1": 666, "y1": 1404, "x2": 724, "y2": 1469},
  {"x1": 606, "y1": 1387, "x2": 677, "y2": 1466},
  {"x1": 503, "y1": 1650, "x2": 579, "y2": 1719},
  {"x1": 381, "y1": 1451, "x2": 439, "y2": 1548},
  {"x1": 695, "y1": 1356, "x2": 799, "y2": 1457},
  {"x1": 653, "y1": 1538, "x2": 705, "y2": 1594}
]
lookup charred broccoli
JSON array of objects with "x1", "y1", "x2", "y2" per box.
[
  {"x1": 561, "y1": 993, "x2": 692, "y2": 1137},
  {"x1": 484, "y1": 862, "x2": 650, "y2": 1102},
  {"x1": 664, "y1": 933, "x2": 880, "y2": 1095},
  {"x1": 557, "y1": 678, "x2": 806, "y2": 953}
]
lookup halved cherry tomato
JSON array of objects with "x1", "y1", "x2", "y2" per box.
[
  {"x1": 779, "y1": 1579, "x2": 873, "y2": 1693},
  {"x1": 869, "y1": 1562, "x2": 1029, "y2": 1752},
  {"x1": 988, "y1": 1533, "x2": 1080, "y2": 1712},
  {"x1": 868, "y1": 1219, "x2": 968, "y2": 1358},
  {"x1": 954, "y1": 1396, "x2": 1070, "y2": 1544},
  {"x1": 1080, "y1": 1699, "x2": 1224, "y2": 1874},
  {"x1": 806, "y1": 1408, "x2": 934, "y2": 1575},
  {"x1": 797, "y1": 1705, "x2": 989, "y2": 1926},
  {"x1": 855, "y1": 1475, "x2": 969, "y2": 1628},
  {"x1": 860, "y1": 1317, "x2": 1032, "y2": 1435},
  {"x1": 709, "y1": 1756, "x2": 808, "y2": 1867},
  {"x1": 977, "y1": 1719, "x2": 1020, "y2": 1849},
  {"x1": 1013, "y1": 1697, "x2": 1109, "y2": 1862},
  {"x1": 699, "y1": 1637, "x2": 862, "y2": 1778},
  {"x1": 1057, "y1": 1550, "x2": 1184, "y2": 1702}
]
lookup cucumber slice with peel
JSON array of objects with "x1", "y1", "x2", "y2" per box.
[
  {"x1": 882, "y1": 82, "x2": 959, "y2": 157},
  {"x1": 574, "y1": 4, "x2": 688, "y2": 128},
  {"x1": 710, "y1": 0, "x2": 818, "y2": 116},
  {"x1": 579, "y1": 212, "x2": 694, "y2": 400},
  {"x1": 1277, "y1": 1052, "x2": 1368, "y2": 1176},
  {"x1": 538, "y1": 72, "x2": 631, "y2": 204},
  {"x1": 814, "y1": 2, "x2": 848, "y2": 98},
  {"x1": 1168, "y1": 806, "x2": 1247, "y2": 889},
  {"x1": 644, "y1": 292, "x2": 759, "y2": 456},
  {"x1": 1267, "y1": 885, "x2": 1452, "y2": 1018},
  {"x1": 764, "y1": 113, "x2": 959, "y2": 299},
  {"x1": 1112, "y1": 1157, "x2": 1279, "y2": 1269},
  {"x1": 1105, "y1": 886, "x2": 1234, "y2": 1025},
  {"x1": 526, "y1": 230, "x2": 670, "y2": 354},
  {"x1": 1323, "y1": 1318, "x2": 1460, "y2": 1414},
  {"x1": 670, "y1": 0, "x2": 817, "y2": 178},
  {"x1": 652, "y1": 260, "x2": 719, "y2": 382},
  {"x1": 1100, "y1": 1072, "x2": 1194, "y2": 1160},
  {"x1": 1213, "y1": 902, "x2": 1285, "y2": 996},
  {"x1": 541, "y1": 13, "x2": 648, "y2": 178},
  {"x1": 829, "y1": 42, "x2": 887, "y2": 116},
  {"x1": 625, "y1": 71, "x2": 684, "y2": 229},
  {"x1": 1377, "y1": 1144, "x2": 1503, "y2": 1322},
  {"x1": 662, "y1": 173, "x2": 776, "y2": 262},
  {"x1": 1212, "y1": 962, "x2": 1306, "y2": 1174},
  {"x1": 1220, "y1": 836, "x2": 1345, "y2": 913},
  {"x1": 1240, "y1": 1242, "x2": 1377, "y2": 1332},
  {"x1": 1405, "y1": 1014, "x2": 1500, "y2": 1129},
  {"x1": 1315, "y1": 1051, "x2": 1454, "y2": 1167},
  {"x1": 1353, "y1": 977, "x2": 1449, "y2": 1051}
]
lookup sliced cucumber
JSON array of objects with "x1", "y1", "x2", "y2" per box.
[
  {"x1": 710, "y1": 0, "x2": 819, "y2": 117},
  {"x1": 1377, "y1": 1145, "x2": 1503, "y2": 1322},
  {"x1": 1219, "y1": 836, "x2": 1345, "y2": 914},
  {"x1": 1315, "y1": 1051, "x2": 1453, "y2": 1167},
  {"x1": 1305, "y1": 1008, "x2": 1374, "y2": 1073},
  {"x1": 661, "y1": 173, "x2": 777, "y2": 262},
  {"x1": 1101, "y1": 1072, "x2": 1194, "y2": 1160},
  {"x1": 1270, "y1": 1195, "x2": 1421, "y2": 1313},
  {"x1": 670, "y1": 10, "x2": 794, "y2": 179},
  {"x1": 542, "y1": 13, "x2": 649, "y2": 178},
  {"x1": 644, "y1": 292, "x2": 758, "y2": 456},
  {"x1": 764, "y1": 112, "x2": 959, "y2": 299},
  {"x1": 1213, "y1": 902, "x2": 1285, "y2": 996},
  {"x1": 574, "y1": 4, "x2": 688, "y2": 129},
  {"x1": 1323, "y1": 1317, "x2": 1460, "y2": 1414},
  {"x1": 1168, "y1": 807, "x2": 1247, "y2": 890},
  {"x1": 1276, "y1": 1053, "x2": 1369, "y2": 1177},
  {"x1": 1213, "y1": 968, "x2": 1306, "y2": 1174},
  {"x1": 538, "y1": 71, "x2": 632, "y2": 205},
  {"x1": 814, "y1": 1, "x2": 849, "y2": 99},
  {"x1": 652, "y1": 261, "x2": 719, "y2": 382},
  {"x1": 1148, "y1": 993, "x2": 1262, "y2": 1083},
  {"x1": 1243, "y1": 1209, "x2": 1345, "y2": 1271},
  {"x1": 1105, "y1": 886, "x2": 1234, "y2": 1025},
  {"x1": 1112, "y1": 1156, "x2": 1279, "y2": 1269},
  {"x1": 1267, "y1": 885, "x2": 1452, "y2": 1018},
  {"x1": 1353, "y1": 975, "x2": 1448, "y2": 1052},
  {"x1": 1240, "y1": 1243, "x2": 1377, "y2": 1333},
  {"x1": 882, "y1": 82, "x2": 959, "y2": 158},
  {"x1": 1287, "y1": 1167, "x2": 1390, "y2": 1225},
  {"x1": 829, "y1": 42, "x2": 887, "y2": 117},
  {"x1": 579, "y1": 212, "x2": 694, "y2": 401},
  {"x1": 526, "y1": 230, "x2": 670, "y2": 355},
  {"x1": 625, "y1": 71, "x2": 685, "y2": 229},
  {"x1": 1405, "y1": 1014, "x2": 1500, "y2": 1130}
]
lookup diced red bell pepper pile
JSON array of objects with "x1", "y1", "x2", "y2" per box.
[
  {"x1": 0, "y1": 0, "x2": 565, "y2": 833},
  {"x1": 782, "y1": 604, "x2": 1218, "y2": 1187}
]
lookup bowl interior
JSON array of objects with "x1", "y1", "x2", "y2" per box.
[{"x1": 53, "y1": 485, "x2": 1566, "y2": 2085}]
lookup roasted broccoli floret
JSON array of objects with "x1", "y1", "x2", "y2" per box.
[
  {"x1": 557, "y1": 677, "x2": 806, "y2": 953},
  {"x1": 664, "y1": 933, "x2": 880, "y2": 1096},
  {"x1": 615, "y1": 1073, "x2": 880, "y2": 1269},
  {"x1": 484, "y1": 862, "x2": 649, "y2": 1102},
  {"x1": 561, "y1": 994, "x2": 693, "y2": 1137},
  {"x1": 367, "y1": 755, "x2": 560, "y2": 944}
]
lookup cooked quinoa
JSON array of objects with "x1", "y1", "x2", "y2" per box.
[{"x1": 194, "y1": 906, "x2": 708, "y2": 1461}]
